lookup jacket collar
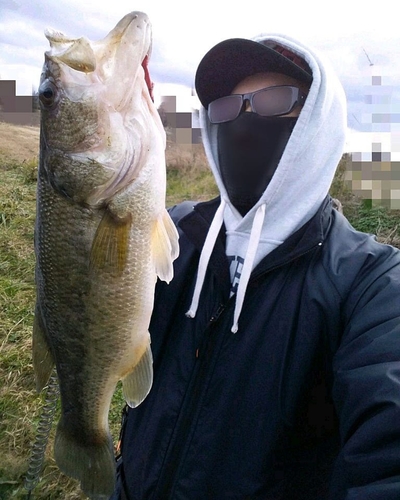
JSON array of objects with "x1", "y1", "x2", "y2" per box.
[
  {"x1": 178, "y1": 195, "x2": 333, "y2": 286},
  {"x1": 252, "y1": 195, "x2": 332, "y2": 278}
]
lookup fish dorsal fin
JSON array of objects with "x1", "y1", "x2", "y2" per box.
[
  {"x1": 47, "y1": 36, "x2": 96, "y2": 73},
  {"x1": 151, "y1": 209, "x2": 179, "y2": 284}
]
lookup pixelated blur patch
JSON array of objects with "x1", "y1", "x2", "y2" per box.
[
  {"x1": 345, "y1": 151, "x2": 400, "y2": 209},
  {"x1": 346, "y1": 70, "x2": 400, "y2": 209},
  {"x1": 0, "y1": 79, "x2": 40, "y2": 126},
  {"x1": 157, "y1": 95, "x2": 201, "y2": 146}
]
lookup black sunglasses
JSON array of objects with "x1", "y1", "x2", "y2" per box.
[{"x1": 208, "y1": 85, "x2": 308, "y2": 124}]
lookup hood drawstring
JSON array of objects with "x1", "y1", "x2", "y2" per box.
[
  {"x1": 186, "y1": 198, "x2": 226, "y2": 319},
  {"x1": 231, "y1": 203, "x2": 265, "y2": 333},
  {"x1": 186, "y1": 200, "x2": 266, "y2": 334}
]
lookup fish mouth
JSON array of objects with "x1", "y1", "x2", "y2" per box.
[
  {"x1": 106, "y1": 11, "x2": 150, "y2": 38},
  {"x1": 99, "y1": 11, "x2": 154, "y2": 104},
  {"x1": 47, "y1": 11, "x2": 153, "y2": 82},
  {"x1": 42, "y1": 12, "x2": 160, "y2": 205},
  {"x1": 115, "y1": 12, "x2": 154, "y2": 100},
  {"x1": 120, "y1": 12, "x2": 154, "y2": 100},
  {"x1": 89, "y1": 13, "x2": 156, "y2": 205},
  {"x1": 141, "y1": 54, "x2": 154, "y2": 102}
]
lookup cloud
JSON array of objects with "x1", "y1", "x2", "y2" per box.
[{"x1": 1, "y1": 0, "x2": 399, "y2": 159}]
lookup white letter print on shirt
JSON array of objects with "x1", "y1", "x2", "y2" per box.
[{"x1": 228, "y1": 255, "x2": 244, "y2": 296}]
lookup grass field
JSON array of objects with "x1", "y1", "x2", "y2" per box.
[{"x1": 0, "y1": 121, "x2": 399, "y2": 499}]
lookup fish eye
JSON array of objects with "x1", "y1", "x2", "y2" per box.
[
  {"x1": 43, "y1": 88, "x2": 53, "y2": 99},
  {"x1": 39, "y1": 80, "x2": 58, "y2": 107}
]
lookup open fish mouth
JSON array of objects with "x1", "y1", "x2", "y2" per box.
[
  {"x1": 111, "y1": 12, "x2": 155, "y2": 101},
  {"x1": 43, "y1": 11, "x2": 154, "y2": 105},
  {"x1": 41, "y1": 11, "x2": 161, "y2": 206},
  {"x1": 141, "y1": 54, "x2": 154, "y2": 102}
]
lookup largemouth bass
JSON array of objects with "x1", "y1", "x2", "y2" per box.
[{"x1": 32, "y1": 11, "x2": 179, "y2": 499}]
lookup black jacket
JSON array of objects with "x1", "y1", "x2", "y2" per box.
[{"x1": 114, "y1": 196, "x2": 400, "y2": 499}]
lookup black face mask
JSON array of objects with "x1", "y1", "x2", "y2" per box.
[{"x1": 217, "y1": 112, "x2": 297, "y2": 216}]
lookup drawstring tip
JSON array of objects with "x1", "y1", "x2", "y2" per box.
[
  {"x1": 186, "y1": 309, "x2": 196, "y2": 318},
  {"x1": 231, "y1": 323, "x2": 238, "y2": 334}
]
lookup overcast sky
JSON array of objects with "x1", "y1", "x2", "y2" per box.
[{"x1": 1, "y1": 0, "x2": 399, "y2": 156}]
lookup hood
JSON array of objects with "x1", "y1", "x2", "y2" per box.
[{"x1": 187, "y1": 33, "x2": 347, "y2": 332}]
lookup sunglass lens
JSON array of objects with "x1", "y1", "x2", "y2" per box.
[
  {"x1": 208, "y1": 95, "x2": 242, "y2": 123},
  {"x1": 253, "y1": 87, "x2": 295, "y2": 116}
]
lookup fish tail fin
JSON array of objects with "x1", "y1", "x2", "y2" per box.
[
  {"x1": 54, "y1": 419, "x2": 116, "y2": 499},
  {"x1": 122, "y1": 342, "x2": 153, "y2": 408},
  {"x1": 151, "y1": 209, "x2": 179, "y2": 283},
  {"x1": 32, "y1": 305, "x2": 54, "y2": 392}
]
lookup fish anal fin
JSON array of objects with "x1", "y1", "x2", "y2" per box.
[
  {"x1": 151, "y1": 209, "x2": 179, "y2": 283},
  {"x1": 90, "y1": 210, "x2": 132, "y2": 275},
  {"x1": 122, "y1": 343, "x2": 153, "y2": 408},
  {"x1": 54, "y1": 420, "x2": 115, "y2": 499},
  {"x1": 32, "y1": 306, "x2": 54, "y2": 393}
]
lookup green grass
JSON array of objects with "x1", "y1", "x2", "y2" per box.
[
  {"x1": 0, "y1": 149, "x2": 399, "y2": 499},
  {"x1": 350, "y1": 200, "x2": 399, "y2": 240}
]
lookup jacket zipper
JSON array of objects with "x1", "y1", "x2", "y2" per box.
[{"x1": 154, "y1": 302, "x2": 227, "y2": 499}]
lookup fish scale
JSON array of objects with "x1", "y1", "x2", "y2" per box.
[{"x1": 32, "y1": 11, "x2": 179, "y2": 499}]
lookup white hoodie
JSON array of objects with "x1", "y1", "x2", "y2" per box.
[{"x1": 187, "y1": 33, "x2": 347, "y2": 332}]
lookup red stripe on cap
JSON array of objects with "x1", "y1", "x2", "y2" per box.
[
  {"x1": 141, "y1": 55, "x2": 154, "y2": 102},
  {"x1": 273, "y1": 45, "x2": 309, "y2": 73}
]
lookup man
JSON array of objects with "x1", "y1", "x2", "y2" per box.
[{"x1": 112, "y1": 34, "x2": 400, "y2": 499}]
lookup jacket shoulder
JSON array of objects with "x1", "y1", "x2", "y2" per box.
[
  {"x1": 321, "y1": 208, "x2": 400, "y2": 299},
  {"x1": 168, "y1": 201, "x2": 198, "y2": 224},
  {"x1": 326, "y1": 208, "x2": 400, "y2": 264}
]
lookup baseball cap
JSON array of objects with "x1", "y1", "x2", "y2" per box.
[{"x1": 195, "y1": 38, "x2": 312, "y2": 109}]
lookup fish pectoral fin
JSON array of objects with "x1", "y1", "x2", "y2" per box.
[
  {"x1": 32, "y1": 306, "x2": 54, "y2": 392},
  {"x1": 90, "y1": 210, "x2": 132, "y2": 274},
  {"x1": 151, "y1": 209, "x2": 180, "y2": 283},
  {"x1": 122, "y1": 343, "x2": 153, "y2": 408},
  {"x1": 163, "y1": 209, "x2": 180, "y2": 262}
]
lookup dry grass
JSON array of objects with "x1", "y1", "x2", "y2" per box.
[
  {"x1": 0, "y1": 122, "x2": 40, "y2": 163},
  {"x1": 165, "y1": 134, "x2": 218, "y2": 205}
]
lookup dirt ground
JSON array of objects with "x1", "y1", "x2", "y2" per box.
[{"x1": 0, "y1": 121, "x2": 40, "y2": 162}]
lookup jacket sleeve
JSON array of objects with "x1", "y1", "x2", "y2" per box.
[{"x1": 330, "y1": 245, "x2": 400, "y2": 499}]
